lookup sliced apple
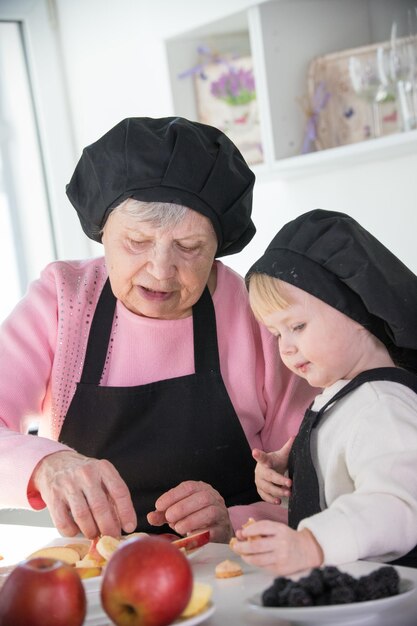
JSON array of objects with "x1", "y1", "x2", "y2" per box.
[
  {"x1": 180, "y1": 581, "x2": 212, "y2": 618},
  {"x1": 123, "y1": 532, "x2": 149, "y2": 541},
  {"x1": 64, "y1": 542, "x2": 90, "y2": 559},
  {"x1": 96, "y1": 535, "x2": 121, "y2": 561},
  {"x1": 172, "y1": 530, "x2": 210, "y2": 552},
  {"x1": 81, "y1": 537, "x2": 106, "y2": 566},
  {"x1": 74, "y1": 565, "x2": 102, "y2": 579},
  {"x1": 26, "y1": 546, "x2": 80, "y2": 565}
]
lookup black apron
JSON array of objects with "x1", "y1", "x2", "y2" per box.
[
  {"x1": 288, "y1": 367, "x2": 417, "y2": 568},
  {"x1": 59, "y1": 279, "x2": 258, "y2": 533}
]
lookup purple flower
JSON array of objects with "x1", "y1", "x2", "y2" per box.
[{"x1": 210, "y1": 67, "x2": 256, "y2": 105}]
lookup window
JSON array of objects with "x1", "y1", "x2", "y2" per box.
[
  {"x1": 0, "y1": 21, "x2": 55, "y2": 321},
  {"x1": 0, "y1": 0, "x2": 92, "y2": 322}
]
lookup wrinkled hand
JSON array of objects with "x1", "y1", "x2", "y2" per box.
[
  {"x1": 253, "y1": 436, "x2": 294, "y2": 504},
  {"x1": 31, "y1": 450, "x2": 137, "y2": 539},
  {"x1": 147, "y1": 480, "x2": 233, "y2": 543},
  {"x1": 230, "y1": 519, "x2": 323, "y2": 576}
]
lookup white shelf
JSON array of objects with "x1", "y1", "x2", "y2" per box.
[
  {"x1": 166, "y1": 0, "x2": 417, "y2": 178},
  {"x1": 255, "y1": 129, "x2": 417, "y2": 180}
]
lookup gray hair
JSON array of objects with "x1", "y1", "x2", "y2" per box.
[{"x1": 110, "y1": 198, "x2": 189, "y2": 229}]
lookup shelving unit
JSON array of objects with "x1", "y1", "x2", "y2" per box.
[{"x1": 165, "y1": 0, "x2": 417, "y2": 178}]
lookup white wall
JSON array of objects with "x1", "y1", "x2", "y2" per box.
[
  {"x1": 55, "y1": 0, "x2": 417, "y2": 277},
  {"x1": 236, "y1": 152, "x2": 417, "y2": 277}
]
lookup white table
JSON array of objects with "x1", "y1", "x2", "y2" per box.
[{"x1": 1, "y1": 524, "x2": 417, "y2": 625}]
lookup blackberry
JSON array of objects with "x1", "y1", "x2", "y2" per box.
[
  {"x1": 313, "y1": 590, "x2": 333, "y2": 606},
  {"x1": 262, "y1": 577, "x2": 293, "y2": 606},
  {"x1": 262, "y1": 586, "x2": 281, "y2": 607},
  {"x1": 298, "y1": 568, "x2": 325, "y2": 596},
  {"x1": 262, "y1": 578, "x2": 313, "y2": 607},
  {"x1": 321, "y1": 566, "x2": 357, "y2": 590},
  {"x1": 272, "y1": 576, "x2": 291, "y2": 593},
  {"x1": 285, "y1": 583, "x2": 314, "y2": 607},
  {"x1": 356, "y1": 566, "x2": 399, "y2": 601},
  {"x1": 329, "y1": 584, "x2": 357, "y2": 604}
]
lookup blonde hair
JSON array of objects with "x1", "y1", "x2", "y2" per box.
[{"x1": 248, "y1": 273, "x2": 291, "y2": 322}]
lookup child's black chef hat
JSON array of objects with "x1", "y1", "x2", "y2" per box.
[
  {"x1": 66, "y1": 116, "x2": 255, "y2": 257},
  {"x1": 246, "y1": 209, "x2": 417, "y2": 370}
]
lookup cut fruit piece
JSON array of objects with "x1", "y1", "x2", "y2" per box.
[
  {"x1": 215, "y1": 559, "x2": 243, "y2": 579},
  {"x1": 82, "y1": 537, "x2": 106, "y2": 566},
  {"x1": 26, "y1": 546, "x2": 80, "y2": 565},
  {"x1": 64, "y1": 542, "x2": 90, "y2": 559},
  {"x1": 180, "y1": 582, "x2": 212, "y2": 618},
  {"x1": 74, "y1": 565, "x2": 102, "y2": 579},
  {"x1": 123, "y1": 532, "x2": 149, "y2": 541},
  {"x1": 241, "y1": 517, "x2": 262, "y2": 541},
  {"x1": 172, "y1": 530, "x2": 210, "y2": 552},
  {"x1": 75, "y1": 559, "x2": 103, "y2": 568},
  {"x1": 96, "y1": 536, "x2": 121, "y2": 561}
]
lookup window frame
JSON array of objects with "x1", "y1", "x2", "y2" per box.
[{"x1": 0, "y1": 0, "x2": 91, "y2": 262}]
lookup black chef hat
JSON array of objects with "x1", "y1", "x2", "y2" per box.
[
  {"x1": 66, "y1": 116, "x2": 256, "y2": 257},
  {"x1": 246, "y1": 209, "x2": 417, "y2": 372}
]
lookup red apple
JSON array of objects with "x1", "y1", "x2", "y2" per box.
[
  {"x1": 158, "y1": 533, "x2": 180, "y2": 542},
  {"x1": 171, "y1": 530, "x2": 210, "y2": 552},
  {"x1": 0, "y1": 557, "x2": 86, "y2": 626},
  {"x1": 101, "y1": 536, "x2": 193, "y2": 626}
]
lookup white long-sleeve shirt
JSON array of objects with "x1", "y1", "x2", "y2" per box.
[{"x1": 299, "y1": 378, "x2": 417, "y2": 564}]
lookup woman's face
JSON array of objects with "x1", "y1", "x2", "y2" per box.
[{"x1": 102, "y1": 207, "x2": 218, "y2": 319}]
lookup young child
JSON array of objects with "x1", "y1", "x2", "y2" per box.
[{"x1": 230, "y1": 209, "x2": 417, "y2": 576}]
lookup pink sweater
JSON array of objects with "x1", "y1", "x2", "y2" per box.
[{"x1": 0, "y1": 258, "x2": 315, "y2": 529}]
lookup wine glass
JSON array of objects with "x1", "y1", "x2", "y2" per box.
[
  {"x1": 406, "y1": 9, "x2": 417, "y2": 128},
  {"x1": 348, "y1": 52, "x2": 385, "y2": 138},
  {"x1": 389, "y1": 21, "x2": 416, "y2": 131}
]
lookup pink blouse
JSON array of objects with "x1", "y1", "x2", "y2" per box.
[{"x1": 0, "y1": 258, "x2": 315, "y2": 529}]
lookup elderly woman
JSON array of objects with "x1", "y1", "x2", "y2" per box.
[{"x1": 0, "y1": 117, "x2": 314, "y2": 542}]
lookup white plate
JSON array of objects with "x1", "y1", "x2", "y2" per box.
[
  {"x1": 248, "y1": 578, "x2": 415, "y2": 625},
  {"x1": 85, "y1": 603, "x2": 215, "y2": 626}
]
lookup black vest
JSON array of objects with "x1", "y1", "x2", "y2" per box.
[
  {"x1": 59, "y1": 280, "x2": 258, "y2": 532},
  {"x1": 288, "y1": 367, "x2": 417, "y2": 568}
]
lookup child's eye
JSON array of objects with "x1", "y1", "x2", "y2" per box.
[{"x1": 292, "y1": 323, "x2": 305, "y2": 332}]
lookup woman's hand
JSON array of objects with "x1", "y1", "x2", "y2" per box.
[
  {"x1": 230, "y1": 519, "x2": 323, "y2": 576},
  {"x1": 147, "y1": 480, "x2": 233, "y2": 543},
  {"x1": 253, "y1": 437, "x2": 294, "y2": 504},
  {"x1": 30, "y1": 450, "x2": 137, "y2": 538}
]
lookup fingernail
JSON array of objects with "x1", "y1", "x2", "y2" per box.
[{"x1": 125, "y1": 523, "x2": 135, "y2": 533}]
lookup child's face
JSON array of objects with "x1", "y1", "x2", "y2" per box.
[{"x1": 259, "y1": 281, "x2": 373, "y2": 388}]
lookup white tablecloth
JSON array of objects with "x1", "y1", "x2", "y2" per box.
[{"x1": 1, "y1": 524, "x2": 416, "y2": 625}]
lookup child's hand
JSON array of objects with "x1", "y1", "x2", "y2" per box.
[
  {"x1": 252, "y1": 437, "x2": 294, "y2": 504},
  {"x1": 230, "y1": 519, "x2": 323, "y2": 576}
]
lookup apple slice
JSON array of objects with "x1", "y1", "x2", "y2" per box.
[
  {"x1": 64, "y1": 542, "x2": 90, "y2": 560},
  {"x1": 27, "y1": 546, "x2": 80, "y2": 565},
  {"x1": 180, "y1": 582, "x2": 212, "y2": 618},
  {"x1": 124, "y1": 532, "x2": 149, "y2": 541},
  {"x1": 74, "y1": 565, "x2": 102, "y2": 579},
  {"x1": 80, "y1": 537, "x2": 106, "y2": 566},
  {"x1": 172, "y1": 530, "x2": 210, "y2": 552},
  {"x1": 95, "y1": 536, "x2": 121, "y2": 561}
]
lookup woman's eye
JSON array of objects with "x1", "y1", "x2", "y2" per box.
[
  {"x1": 126, "y1": 239, "x2": 146, "y2": 251},
  {"x1": 177, "y1": 243, "x2": 199, "y2": 252}
]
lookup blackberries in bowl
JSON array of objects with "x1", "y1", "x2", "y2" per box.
[{"x1": 262, "y1": 565, "x2": 400, "y2": 608}]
